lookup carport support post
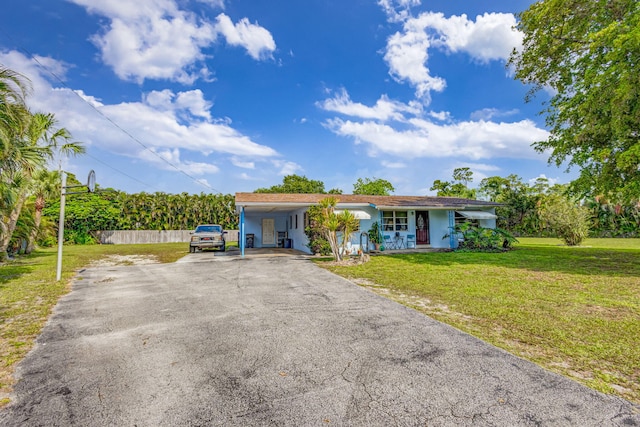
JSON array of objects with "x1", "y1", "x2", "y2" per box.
[
  {"x1": 448, "y1": 210, "x2": 455, "y2": 249},
  {"x1": 240, "y1": 206, "x2": 245, "y2": 258}
]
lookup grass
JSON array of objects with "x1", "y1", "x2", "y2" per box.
[
  {"x1": 0, "y1": 242, "x2": 188, "y2": 404},
  {"x1": 321, "y1": 238, "x2": 640, "y2": 404}
]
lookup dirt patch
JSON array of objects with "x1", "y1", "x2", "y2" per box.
[{"x1": 89, "y1": 255, "x2": 159, "y2": 267}]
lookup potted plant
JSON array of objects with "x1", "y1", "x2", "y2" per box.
[{"x1": 368, "y1": 221, "x2": 383, "y2": 250}]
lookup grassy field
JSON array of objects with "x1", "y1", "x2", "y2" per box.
[
  {"x1": 322, "y1": 238, "x2": 640, "y2": 404},
  {"x1": 0, "y1": 242, "x2": 188, "y2": 404}
]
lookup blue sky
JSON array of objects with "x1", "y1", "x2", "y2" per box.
[{"x1": 0, "y1": 0, "x2": 568, "y2": 195}]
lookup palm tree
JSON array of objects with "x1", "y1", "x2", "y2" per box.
[
  {"x1": 25, "y1": 169, "x2": 60, "y2": 253},
  {"x1": 0, "y1": 111, "x2": 84, "y2": 258}
]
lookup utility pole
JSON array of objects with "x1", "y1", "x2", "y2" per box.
[
  {"x1": 56, "y1": 172, "x2": 67, "y2": 281},
  {"x1": 55, "y1": 170, "x2": 95, "y2": 281}
]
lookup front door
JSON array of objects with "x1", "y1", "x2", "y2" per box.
[
  {"x1": 416, "y1": 211, "x2": 430, "y2": 245},
  {"x1": 262, "y1": 218, "x2": 275, "y2": 246}
]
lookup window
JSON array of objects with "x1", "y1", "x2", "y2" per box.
[
  {"x1": 455, "y1": 211, "x2": 479, "y2": 227},
  {"x1": 295, "y1": 214, "x2": 298, "y2": 229},
  {"x1": 290, "y1": 215, "x2": 293, "y2": 230},
  {"x1": 382, "y1": 211, "x2": 408, "y2": 231}
]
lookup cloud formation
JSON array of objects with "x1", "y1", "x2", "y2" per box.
[
  {"x1": 69, "y1": 0, "x2": 276, "y2": 83},
  {"x1": 319, "y1": 88, "x2": 548, "y2": 162},
  {"x1": 325, "y1": 117, "x2": 548, "y2": 160},
  {"x1": 214, "y1": 14, "x2": 276, "y2": 60},
  {"x1": 0, "y1": 51, "x2": 279, "y2": 177},
  {"x1": 384, "y1": 11, "x2": 522, "y2": 101},
  {"x1": 318, "y1": 89, "x2": 422, "y2": 121}
]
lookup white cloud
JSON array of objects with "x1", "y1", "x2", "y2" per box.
[
  {"x1": 70, "y1": 0, "x2": 217, "y2": 83},
  {"x1": 381, "y1": 160, "x2": 406, "y2": 169},
  {"x1": 272, "y1": 160, "x2": 302, "y2": 176},
  {"x1": 231, "y1": 158, "x2": 255, "y2": 169},
  {"x1": 429, "y1": 110, "x2": 451, "y2": 121},
  {"x1": 318, "y1": 88, "x2": 422, "y2": 122},
  {"x1": 325, "y1": 117, "x2": 548, "y2": 160},
  {"x1": 378, "y1": 0, "x2": 421, "y2": 22},
  {"x1": 197, "y1": 0, "x2": 224, "y2": 8},
  {"x1": 68, "y1": 0, "x2": 275, "y2": 83},
  {"x1": 137, "y1": 148, "x2": 220, "y2": 175},
  {"x1": 0, "y1": 51, "x2": 279, "y2": 177},
  {"x1": 383, "y1": 11, "x2": 522, "y2": 101},
  {"x1": 470, "y1": 108, "x2": 519, "y2": 121},
  {"x1": 384, "y1": 27, "x2": 445, "y2": 100},
  {"x1": 415, "y1": 12, "x2": 522, "y2": 62},
  {"x1": 214, "y1": 13, "x2": 276, "y2": 60}
]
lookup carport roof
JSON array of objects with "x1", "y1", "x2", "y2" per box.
[{"x1": 235, "y1": 192, "x2": 500, "y2": 212}]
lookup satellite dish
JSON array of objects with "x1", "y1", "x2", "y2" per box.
[{"x1": 87, "y1": 170, "x2": 96, "y2": 193}]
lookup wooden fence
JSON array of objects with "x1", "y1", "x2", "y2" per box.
[{"x1": 97, "y1": 230, "x2": 240, "y2": 244}]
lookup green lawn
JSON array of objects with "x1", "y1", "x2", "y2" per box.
[{"x1": 322, "y1": 238, "x2": 640, "y2": 404}]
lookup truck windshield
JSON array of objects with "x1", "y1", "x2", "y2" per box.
[{"x1": 195, "y1": 225, "x2": 221, "y2": 233}]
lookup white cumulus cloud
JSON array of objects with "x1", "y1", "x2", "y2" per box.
[
  {"x1": 318, "y1": 89, "x2": 422, "y2": 122},
  {"x1": 325, "y1": 117, "x2": 548, "y2": 161},
  {"x1": 68, "y1": 0, "x2": 276, "y2": 83},
  {"x1": 383, "y1": 11, "x2": 522, "y2": 101},
  {"x1": 214, "y1": 13, "x2": 276, "y2": 60},
  {"x1": 0, "y1": 51, "x2": 280, "y2": 180}
]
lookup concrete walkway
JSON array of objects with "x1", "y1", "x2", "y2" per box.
[{"x1": 1, "y1": 254, "x2": 638, "y2": 426}]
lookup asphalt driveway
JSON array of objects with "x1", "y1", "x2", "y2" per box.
[{"x1": 1, "y1": 252, "x2": 639, "y2": 426}]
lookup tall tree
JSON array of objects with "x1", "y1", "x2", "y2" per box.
[
  {"x1": 254, "y1": 174, "x2": 327, "y2": 194},
  {"x1": 24, "y1": 169, "x2": 60, "y2": 253},
  {"x1": 0, "y1": 112, "x2": 83, "y2": 257},
  {"x1": 352, "y1": 177, "x2": 395, "y2": 195},
  {"x1": 509, "y1": 0, "x2": 640, "y2": 202},
  {"x1": 430, "y1": 168, "x2": 476, "y2": 199}
]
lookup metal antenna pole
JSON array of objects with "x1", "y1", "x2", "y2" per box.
[{"x1": 56, "y1": 172, "x2": 67, "y2": 281}]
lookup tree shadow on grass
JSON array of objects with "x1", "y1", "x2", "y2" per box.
[
  {"x1": 389, "y1": 245, "x2": 640, "y2": 278},
  {"x1": 0, "y1": 252, "x2": 53, "y2": 285}
]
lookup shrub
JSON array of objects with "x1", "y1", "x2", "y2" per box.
[
  {"x1": 447, "y1": 222, "x2": 518, "y2": 251},
  {"x1": 538, "y1": 194, "x2": 591, "y2": 246}
]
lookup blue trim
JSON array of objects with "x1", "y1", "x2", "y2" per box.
[
  {"x1": 448, "y1": 210, "x2": 455, "y2": 249},
  {"x1": 240, "y1": 206, "x2": 245, "y2": 257}
]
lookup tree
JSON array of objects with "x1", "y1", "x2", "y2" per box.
[
  {"x1": 352, "y1": 177, "x2": 395, "y2": 195},
  {"x1": 0, "y1": 112, "x2": 83, "y2": 257},
  {"x1": 430, "y1": 168, "x2": 476, "y2": 199},
  {"x1": 538, "y1": 192, "x2": 591, "y2": 246},
  {"x1": 25, "y1": 169, "x2": 60, "y2": 253},
  {"x1": 509, "y1": 0, "x2": 640, "y2": 202},
  {"x1": 254, "y1": 174, "x2": 327, "y2": 194},
  {"x1": 479, "y1": 174, "x2": 542, "y2": 234},
  {"x1": 307, "y1": 197, "x2": 360, "y2": 261}
]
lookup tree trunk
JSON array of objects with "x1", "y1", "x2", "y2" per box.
[
  {"x1": 0, "y1": 192, "x2": 27, "y2": 258},
  {"x1": 25, "y1": 206, "x2": 43, "y2": 254}
]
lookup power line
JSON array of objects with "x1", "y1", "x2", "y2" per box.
[
  {"x1": 0, "y1": 28, "x2": 223, "y2": 194},
  {"x1": 83, "y1": 151, "x2": 153, "y2": 190}
]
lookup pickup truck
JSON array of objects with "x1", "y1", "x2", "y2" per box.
[{"x1": 189, "y1": 224, "x2": 226, "y2": 252}]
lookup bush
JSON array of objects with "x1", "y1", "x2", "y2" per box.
[
  {"x1": 448, "y1": 223, "x2": 518, "y2": 251},
  {"x1": 538, "y1": 194, "x2": 591, "y2": 246}
]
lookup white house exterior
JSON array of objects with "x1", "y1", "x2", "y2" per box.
[{"x1": 235, "y1": 193, "x2": 501, "y2": 255}]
